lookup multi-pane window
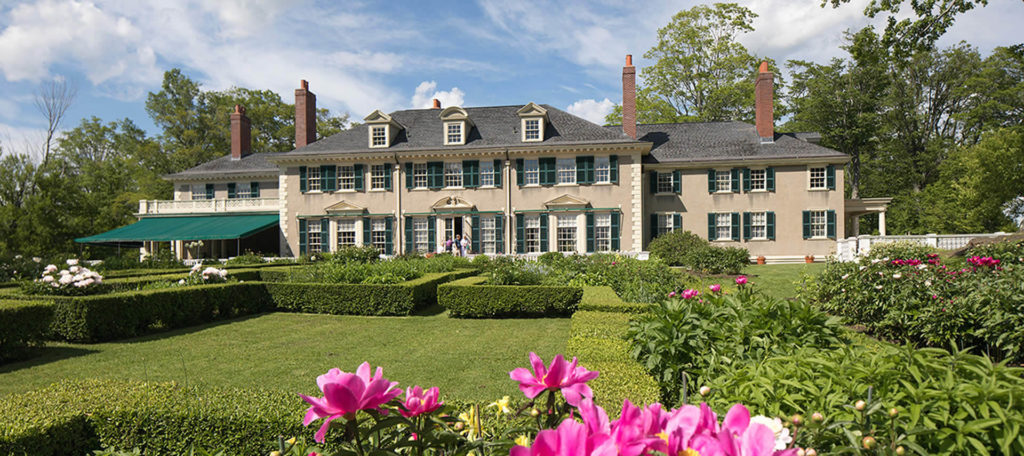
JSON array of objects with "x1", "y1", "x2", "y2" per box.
[
  {"x1": 444, "y1": 218, "x2": 456, "y2": 243},
  {"x1": 658, "y1": 214, "x2": 675, "y2": 236},
  {"x1": 444, "y1": 162, "x2": 463, "y2": 187},
  {"x1": 371, "y1": 219, "x2": 387, "y2": 253},
  {"x1": 337, "y1": 219, "x2": 356, "y2": 247},
  {"x1": 413, "y1": 218, "x2": 429, "y2": 252},
  {"x1": 307, "y1": 166, "x2": 322, "y2": 191},
  {"x1": 557, "y1": 215, "x2": 577, "y2": 253},
  {"x1": 307, "y1": 221, "x2": 323, "y2": 253},
  {"x1": 557, "y1": 158, "x2": 576, "y2": 184},
  {"x1": 446, "y1": 122, "x2": 463, "y2": 145},
  {"x1": 750, "y1": 169, "x2": 766, "y2": 191},
  {"x1": 413, "y1": 163, "x2": 428, "y2": 188},
  {"x1": 480, "y1": 217, "x2": 497, "y2": 254},
  {"x1": 338, "y1": 166, "x2": 355, "y2": 190},
  {"x1": 480, "y1": 160, "x2": 495, "y2": 187},
  {"x1": 808, "y1": 210, "x2": 827, "y2": 238},
  {"x1": 524, "y1": 216, "x2": 541, "y2": 253},
  {"x1": 657, "y1": 172, "x2": 674, "y2": 193},
  {"x1": 750, "y1": 212, "x2": 767, "y2": 239},
  {"x1": 191, "y1": 185, "x2": 210, "y2": 200},
  {"x1": 715, "y1": 170, "x2": 731, "y2": 192},
  {"x1": 809, "y1": 167, "x2": 827, "y2": 189},
  {"x1": 234, "y1": 183, "x2": 252, "y2": 198},
  {"x1": 371, "y1": 164, "x2": 387, "y2": 190},
  {"x1": 595, "y1": 156, "x2": 611, "y2": 183},
  {"x1": 524, "y1": 119, "x2": 541, "y2": 140},
  {"x1": 371, "y1": 126, "x2": 387, "y2": 147},
  {"x1": 595, "y1": 213, "x2": 612, "y2": 252},
  {"x1": 715, "y1": 213, "x2": 732, "y2": 241},
  {"x1": 524, "y1": 159, "x2": 540, "y2": 185}
]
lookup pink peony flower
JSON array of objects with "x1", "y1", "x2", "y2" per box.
[
  {"x1": 399, "y1": 385, "x2": 442, "y2": 418},
  {"x1": 510, "y1": 415, "x2": 603, "y2": 456},
  {"x1": 735, "y1": 276, "x2": 748, "y2": 286},
  {"x1": 509, "y1": 352, "x2": 599, "y2": 406},
  {"x1": 681, "y1": 289, "x2": 700, "y2": 299},
  {"x1": 668, "y1": 291, "x2": 677, "y2": 298},
  {"x1": 299, "y1": 363, "x2": 402, "y2": 442},
  {"x1": 709, "y1": 284, "x2": 722, "y2": 293}
]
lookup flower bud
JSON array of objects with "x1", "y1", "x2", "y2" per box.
[
  {"x1": 855, "y1": 400, "x2": 866, "y2": 411},
  {"x1": 699, "y1": 386, "x2": 711, "y2": 396},
  {"x1": 889, "y1": 407, "x2": 899, "y2": 418},
  {"x1": 790, "y1": 414, "x2": 803, "y2": 426},
  {"x1": 811, "y1": 412, "x2": 824, "y2": 423},
  {"x1": 454, "y1": 422, "x2": 465, "y2": 431},
  {"x1": 530, "y1": 408, "x2": 541, "y2": 417},
  {"x1": 286, "y1": 437, "x2": 296, "y2": 445},
  {"x1": 796, "y1": 450, "x2": 805, "y2": 456},
  {"x1": 862, "y1": 436, "x2": 877, "y2": 450},
  {"x1": 895, "y1": 446, "x2": 906, "y2": 455},
  {"x1": 805, "y1": 449, "x2": 817, "y2": 456},
  {"x1": 269, "y1": 452, "x2": 281, "y2": 456}
]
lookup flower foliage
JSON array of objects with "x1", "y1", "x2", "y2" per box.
[
  {"x1": 24, "y1": 259, "x2": 106, "y2": 295},
  {"x1": 179, "y1": 262, "x2": 228, "y2": 286}
]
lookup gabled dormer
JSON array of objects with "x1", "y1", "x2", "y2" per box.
[
  {"x1": 439, "y1": 106, "x2": 473, "y2": 146},
  {"x1": 364, "y1": 110, "x2": 403, "y2": 148},
  {"x1": 517, "y1": 102, "x2": 548, "y2": 142}
]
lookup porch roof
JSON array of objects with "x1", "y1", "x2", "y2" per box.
[{"x1": 75, "y1": 214, "x2": 279, "y2": 244}]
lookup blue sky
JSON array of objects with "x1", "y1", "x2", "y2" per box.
[{"x1": 1, "y1": 0, "x2": 1022, "y2": 157}]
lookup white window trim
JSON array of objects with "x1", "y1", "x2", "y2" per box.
[
  {"x1": 808, "y1": 209, "x2": 829, "y2": 239},
  {"x1": 369, "y1": 125, "x2": 389, "y2": 148},
  {"x1": 521, "y1": 117, "x2": 544, "y2": 142},
  {"x1": 808, "y1": 165, "x2": 828, "y2": 191},
  {"x1": 479, "y1": 160, "x2": 495, "y2": 188},
  {"x1": 714, "y1": 169, "x2": 732, "y2": 194},
  {"x1": 748, "y1": 168, "x2": 768, "y2": 193},
  {"x1": 713, "y1": 212, "x2": 734, "y2": 243},
  {"x1": 370, "y1": 164, "x2": 388, "y2": 191},
  {"x1": 656, "y1": 172, "x2": 675, "y2": 195},
  {"x1": 444, "y1": 121, "x2": 466, "y2": 146},
  {"x1": 412, "y1": 163, "x2": 428, "y2": 189},
  {"x1": 657, "y1": 213, "x2": 676, "y2": 236},
  {"x1": 444, "y1": 162, "x2": 463, "y2": 189},
  {"x1": 749, "y1": 210, "x2": 769, "y2": 241},
  {"x1": 595, "y1": 156, "x2": 611, "y2": 184}
]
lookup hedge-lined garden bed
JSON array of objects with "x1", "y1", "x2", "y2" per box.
[
  {"x1": 438, "y1": 275, "x2": 583, "y2": 318},
  {"x1": 0, "y1": 300, "x2": 54, "y2": 362}
]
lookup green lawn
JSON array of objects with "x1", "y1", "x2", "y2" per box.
[
  {"x1": 0, "y1": 311, "x2": 569, "y2": 401},
  {"x1": 744, "y1": 263, "x2": 826, "y2": 300}
]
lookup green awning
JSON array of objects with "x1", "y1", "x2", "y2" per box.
[{"x1": 75, "y1": 214, "x2": 279, "y2": 244}]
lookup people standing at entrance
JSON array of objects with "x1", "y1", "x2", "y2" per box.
[
  {"x1": 453, "y1": 235, "x2": 462, "y2": 256},
  {"x1": 460, "y1": 235, "x2": 469, "y2": 257},
  {"x1": 444, "y1": 236, "x2": 453, "y2": 255}
]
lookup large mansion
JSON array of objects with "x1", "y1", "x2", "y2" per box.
[{"x1": 79, "y1": 57, "x2": 888, "y2": 262}]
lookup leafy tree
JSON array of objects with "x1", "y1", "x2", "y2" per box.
[
  {"x1": 958, "y1": 45, "x2": 1024, "y2": 143},
  {"x1": 823, "y1": 0, "x2": 990, "y2": 57}
]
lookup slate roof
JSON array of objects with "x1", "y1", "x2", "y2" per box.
[
  {"x1": 614, "y1": 121, "x2": 848, "y2": 164},
  {"x1": 165, "y1": 152, "x2": 279, "y2": 180},
  {"x1": 285, "y1": 104, "x2": 637, "y2": 156}
]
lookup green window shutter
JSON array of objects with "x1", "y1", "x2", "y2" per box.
[
  {"x1": 539, "y1": 158, "x2": 556, "y2": 185},
  {"x1": 251, "y1": 182, "x2": 259, "y2": 197},
  {"x1": 321, "y1": 219, "x2": 330, "y2": 253},
  {"x1": 707, "y1": 169, "x2": 715, "y2": 193},
  {"x1": 650, "y1": 171, "x2": 658, "y2": 194},
  {"x1": 802, "y1": 211, "x2": 811, "y2": 239},
  {"x1": 427, "y1": 161, "x2": 443, "y2": 189},
  {"x1": 827, "y1": 210, "x2": 837, "y2": 239},
  {"x1": 609, "y1": 155, "x2": 619, "y2": 184},
  {"x1": 672, "y1": 214, "x2": 682, "y2": 232},
  {"x1": 707, "y1": 213, "x2": 716, "y2": 241},
  {"x1": 494, "y1": 159, "x2": 503, "y2": 188},
  {"x1": 363, "y1": 217, "x2": 372, "y2": 246},
  {"x1": 205, "y1": 184, "x2": 214, "y2": 200},
  {"x1": 576, "y1": 156, "x2": 594, "y2": 184},
  {"x1": 405, "y1": 163, "x2": 413, "y2": 189},
  {"x1": 539, "y1": 213, "x2": 549, "y2": 252},
  {"x1": 731, "y1": 168, "x2": 740, "y2": 193},
  {"x1": 428, "y1": 216, "x2": 437, "y2": 252},
  {"x1": 463, "y1": 160, "x2": 479, "y2": 188},
  {"x1": 826, "y1": 165, "x2": 836, "y2": 190},
  {"x1": 742, "y1": 212, "x2": 751, "y2": 240},
  {"x1": 516, "y1": 159, "x2": 524, "y2": 186},
  {"x1": 672, "y1": 170, "x2": 681, "y2": 194},
  {"x1": 404, "y1": 216, "x2": 413, "y2": 253},
  {"x1": 471, "y1": 215, "x2": 480, "y2": 252},
  {"x1": 610, "y1": 212, "x2": 620, "y2": 251},
  {"x1": 766, "y1": 167, "x2": 775, "y2": 192},
  {"x1": 384, "y1": 217, "x2": 393, "y2": 255},
  {"x1": 353, "y1": 164, "x2": 364, "y2": 191},
  {"x1": 299, "y1": 166, "x2": 307, "y2": 193},
  {"x1": 742, "y1": 168, "x2": 751, "y2": 193},
  {"x1": 494, "y1": 215, "x2": 504, "y2": 254},
  {"x1": 731, "y1": 212, "x2": 740, "y2": 241},
  {"x1": 383, "y1": 165, "x2": 392, "y2": 191},
  {"x1": 767, "y1": 211, "x2": 776, "y2": 240},
  {"x1": 227, "y1": 183, "x2": 236, "y2": 199},
  {"x1": 585, "y1": 212, "x2": 595, "y2": 252},
  {"x1": 298, "y1": 219, "x2": 308, "y2": 254},
  {"x1": 650, "y1": 213, "x2": 658, "y2": 241},
  {"x1": 323, "y1": 165, "x2": 337, "y2": 192},
  {"x1": 515, "y1": 214, "x2": 525, "y2": 253}
]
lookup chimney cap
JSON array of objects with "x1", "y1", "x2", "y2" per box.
[
  {"x1": 300, "y1": 79, "x2": 309, "y2": 90},
  {"x1": 625, "y1": 54, "x2": 633, "y2": 66},
  {"x1": 758, "y1": 61, "x2": 769, "y2": 73},
  {"x1": 432, "y1": 98, "x2": 441, "y2": 109},
  {"x1": 233, "y1": 104, "x2": 245, "y2": 115}
]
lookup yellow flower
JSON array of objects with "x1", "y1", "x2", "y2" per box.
[
  {"x1": 656, "y1": 432, "x2": 669, "y2": 443},
  {"x1": 487, "y1": 395, "x2": 513, "y2": 416},
  {"x1": 285, "y1": 437, "x2": 296, "y2": 445},
  {"x1": 681, "y1": 449, "x2": 700, "y2": 456},
  {"x1": 515, "y1": 434, "x2": 532, "y2": 447},
  {"x1": 458, "y1": 405, "x2": 483, "y2": 440}
]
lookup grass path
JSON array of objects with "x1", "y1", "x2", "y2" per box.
[
  {"x1": 744, "y1": 263, "x2": 826, "y2": 300},
  {"x1": 0, "y1": 311, "x2": 569, "y2": 401}
]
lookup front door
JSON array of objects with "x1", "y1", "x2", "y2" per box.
[{"x1": 444, "y1": 216, "x2": 463, "y2": 244}]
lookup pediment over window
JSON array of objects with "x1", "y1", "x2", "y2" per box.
[
  {"x1": 439, "y1": 106, "x2": 469, "y2": 121},
  {"x1": 431, "y1": 195, "x2": 475, "y2": 212},
  {"x1": 517, "y1": 102, "x2": 548, "y2": 117},
  {"x1": 544, "y1": 194, "x2": 590, "y2": 209},
  {"x1": 324, "y1": 200, "x2": 367, "y2": 215},
  {"x1": 364, "y1": 110, "x2": 393, "y2": 123},
  {"x1": 363, "y1": 110, "x2": 404, "y2": 148}
]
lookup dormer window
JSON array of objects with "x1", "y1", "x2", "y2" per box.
[
  {"x1": 517, "y1": 102, "x2": 548, "y2": 143},
  {"x1": 439, "y1": 107, "x2": 471, "y2": 146},
  {"x1": 364, "y1": 109, "x2": 403, "y2": 148},
  {"x1": 445, "y1": 121, "x2": 464, "y2": 145},
  {"x1": 371, "y1": 126, "x2": 388, "y2": 147}
]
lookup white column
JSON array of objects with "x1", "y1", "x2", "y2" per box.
[{"x1": 878, "y1": 211, "x2": 887, "y2": 236}]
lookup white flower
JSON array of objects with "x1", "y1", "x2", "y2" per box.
[
  {"x1": 69, "y1": 265, "x2": 81, "y2": 274},
  {"x1": 925, "y1": 280, "x2": 932, "y2": 287},
  {"x1": 218, "y1": 269, "x2": 228, "y2": 278},
  {"x1": 81, "y1": 278, "x2": 94, "y2": 286},
  {"x1": 917, "y1": 264, "x2": 927, "y2": 270},
  {"x1": 871, "y1": 259, "x2": 881, "y2": 264},
  {"x1": 841, "y1": 274, "x2": 849, "y2": 280},
  {"x1": 66, "y1": 259, "x2": 79, "y2": 266},
  {"x1": 14, "y1": 254, "x2": 22, "y2": 259},
  {"x1": 59, "y1": 269, "x2": 69, "y2": 276},
  {"x1": 875, "y1": 285, "x2": 884, "y2": 290},
  {"x1": 44, "y1": 264, "x2": 58, "y2": 274},
  {"x1": 750, "y1": 416, "x2": 792, "y2": 451},
  {"x1": 892, "y1": 273, "x2": 901, "y2": 279},
  {"x1": 859, "y1": 266, "x2": 867, "y2": 271},
  {"x1": 883, "y1": 257, "x2": 890, "y2": 261},
  {"x1": 41, "y1": 275, "x2": 54, "y2": 283},
  {"x1": 32, "y1": 257, "x2": 41, "y2": 263},
  {"x1": 178, "y1": 279, "x2": 186, "y2": 285}
]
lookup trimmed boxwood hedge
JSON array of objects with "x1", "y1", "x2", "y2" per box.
[
  {"x1": 577, "y1": 286, "x2": 651, "y2": 314},
  {"x1": 438, "y1": 275, "x2": 583, "y2": 318},
  {"x1": 0, "y1": 300, "x2": 54, "y2": 362},
  {"x1": 269, "y1": 270, "x2": 473, "y2": 316}
]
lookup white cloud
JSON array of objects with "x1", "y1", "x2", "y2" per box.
[
  {"x1": 410, "y1": 81, "x2": 466, "y2": 109},
  {"x1": 566, "y1": 98, "x2": 614, "y2": 125}
]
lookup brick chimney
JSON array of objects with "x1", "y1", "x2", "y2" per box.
[
  {"x1": 622, "y1": 54, "x2": 636, "y2": 139},
  {"x1": 295, "y1": 79, "x2": 317, "y2": 148},
  {"x1": 432, "y1": 98, "x2": 441, "y2": 109},
  {"x1": 230, "y1": 104, "x2": 251, "y2": 160},
  {"x1": 755, "y1": 61, "x2": 774, "y2": 141}
]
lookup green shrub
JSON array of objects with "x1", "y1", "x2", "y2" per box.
[
  {"x1": 224, "y1": 251, "x2": 266, "y2": 266},
  {"x1": 544, "y1": 254, "x2": 691, "y2": 303},
  {"x1": 269, "y1": 271, "x2": 471, "y2": 316},
  {"x1": 481, "y1": 256, "x2": 547, "y2": 285},
  {"x1": 305, "y1": 255, "x2": 472, "y2": 285},
  {"x1": 577, "y1": 286, "x2": 651, "y2": 314},
  {"x1": 0, "y1": 300, "x2": 54, "y2": 362},
  {"x1": 569, "y1": 310, "x2": 631, "y2": 340},
  {"x1": 331, "y1": 245, "x2": 382, "y2": 264},
  {"x1": 865, "y1": 240, "x2": 934, "y2": 260},
  {"x1": 965, "y1": 238, "x2": 1024, "y2": 264},
  {"x1": 438, "y1": 276, "x2": 581, "y2": 318},
  {"x1": 0, "y1": 255, "x2": 47, "y2": 282},
  {"x1": 648, "y1": 230, "x2": 708, "y2": 266},
  {"x1": 97, "y1": 250, "x2": 184, "y2": 271},
  {"x1": 684, "y1": 245, "x2": 749, "y2": 275}
]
